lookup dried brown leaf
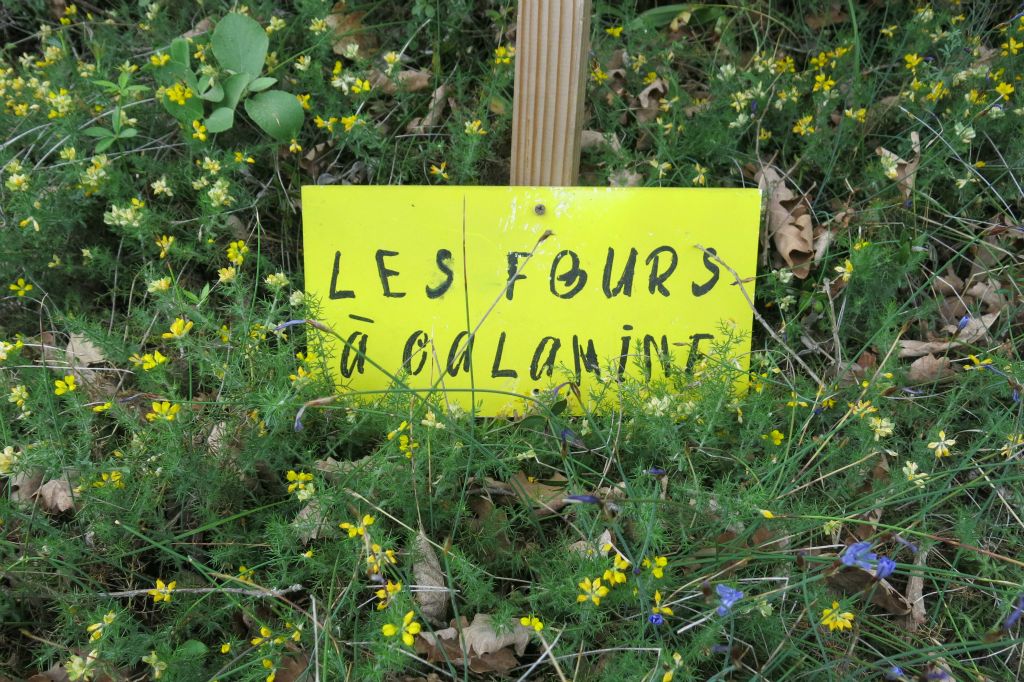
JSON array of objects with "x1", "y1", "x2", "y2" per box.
[
  {"x1": 903, "y1": 548, "x2": 929, "y2": 631},
  {"x1": 634, "y1": 78, "x2": 667, "y2": 123},
  {"x1": 932, "y1": 270, "x2": 964, "y2": 297},
  {"x1": 467, "y1": 496, "x2": 511, "y2": 551},
  {"x1": 826, "y1": 565, "x2": 911, "y2": 615},
  {"x1": 510, "y1": 470, "x2": 568, "y2": 516},
  {"x1": 415, "y1": 613, "x2": 531, "y2": 674},
  {"x1": 36, "y1": 477, "x2": 76, "y2": 513},
  {"x1": 943, "y1": 311, "x2": 1000, "y2": 343},
  {"x1": 609, "y1": 169, "x2": 642, "y2": 187},
  {"x1": 181, "y1": 17, "x2": 213, "y2": 39},
  {"x1": 569, "y1": 528, "x2": 613, "y2": 557},
  {"x1": 875, "y1": 131, "x2": 920, "y2": 201},
  {"x1": 407, "y1": 84, "x2": 447, "y2": 133},
  {"x1": 11, "y1": 468, "x2": 43, "y2": 503},
  {"x1": 26, "y1": 663, "x2": 70, "y2": 682},
  {"x1": 581, "y1": 130, "x2": 621, "y2": 152},
  {"x1": 908, "y1": 354, "x2": 956, "y2": 384},
  {"x1": 66, "y1": 333, "x2": 105, "y2": 366},
  {"x1": 965, "y1": 280, "x2": 1007, "y2": 313},
  {"x1": 369, "y1": 68, "x2": 432, "y2": 95},
  {"x1": 754, "y1": 164, "x2": 815, "y2": 278},
  {"x1": 326, "y1": 4, "x2": 378, "y2": 57},
  {"x1": 899, "y1": 339, "x2": 961, "y2": 358},
  {"x1": 413, "y1": 530, "x2": 448, "y2": 625},
  {"x1": 292, "y1": 499, "x2": 336, "y2": 543},
  {"x1": 805, "y1": 2, "x2": 848, "y2": 30}
]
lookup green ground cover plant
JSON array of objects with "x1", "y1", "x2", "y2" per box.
[{"x1": 1, "y1": 1, "x2": 1023, "y2": 680}]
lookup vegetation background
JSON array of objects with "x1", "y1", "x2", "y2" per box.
[{"x1": 0, "y1": 0, "x2": 1022, "y2": 680}]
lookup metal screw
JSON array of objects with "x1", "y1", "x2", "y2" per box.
[{"x1": 534, "y1": 203, "x2": 546, "y2": 215}]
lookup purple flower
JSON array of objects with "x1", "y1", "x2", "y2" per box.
[
  {"x1": 1004, "y1": 594, "x2": 1024, "y2": 630},
  {"x1": 273, "y1": 319, "x2": 308, "y2": 332},
  {"x1": 565, "y1": 495, "x2": 601, "y2": 505},
  {"x1": 560, "y1": 428, "x2": 586, "y2": 449},
  {"x1": 648, "y1": 613, "x2": 664, "y2": 626},
  {"x1": 840, "y1": 541, "x2": 877, "y2": 570},
  {"x1": 893, "y1": 535, "x2": 919, "y2": 553},
  {"x1": 885, "y1": 666, "x2": 905, "y2": 680},
  {"x1": 876, "y1": 556, "x2": 897, "y2": 580},
  {"x1": 716, "y1": 584, "x2": 743, "y2": 616},
  {"x1": 711, "y1": 644, "x2": 730, "y2": 654},
  {"x1": 957, "y1": 314, "x2": 971, "y2": 331},
  {"x1": 646, "y1": 467, "x2": 666, "y2": 475}
]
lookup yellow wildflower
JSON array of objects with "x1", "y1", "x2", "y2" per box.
[
  {"x1": 821, "y1": 601, "x2": 854, "y2": 631},
  {"x1": 642, "y1": 555, "x2": 668, "y2": 579},
  {"x1": 162, "y1": 317, "x2": 194, "y2": 339},
  {"x1": 9, "y1": 278, "x2": 33, "y2": 297},
  {"x1": 577, "y1": 576, "x2": 609, "y2": 605},
  {"x1": 792, "y1": 115, "x2": 815, "y2": 136},
  {"x1": 156, "y1": 234, "x2": 175, "y2": 259},
  {"x1": 520, "y1": 615, "x2": 544, "y2": 632},
  {"x1": 165, "y1": 82, "x2": 193, "y2": 106},
  {"x1": 54, "y1": 374, "x2": 77, "y2": 395},
  {"x1": 927, "y1": 430, "x2": 955, "y2": 458},
  {"x1": 382, "y1": 610, "x2": 421, "y2": 647},
  {"x1": 339, "y1": 514, "x2": 375, "y2": 538},
  {"x1": 146, "y1": 401, "x2": 180, "y2": 422},
  {"x1": 148, "y1": 578, "x2": 176, "y2": 603},
  {"x1": 227, "y1": 240, "x2": 248, "y2": 265},
  {"x1": 86, "y1": 612, "x2": 116, "y2": 641}
]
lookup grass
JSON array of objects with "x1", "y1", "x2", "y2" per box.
[{"x1": 1, "y1": 0, "x2": 1023, "y2": 680}]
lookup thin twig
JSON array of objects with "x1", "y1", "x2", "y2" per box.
[
  {"x1": 516, "y1": 629, "x2": 567, "y2": 682},
  {"x1": 96, "y1": 584, "x2": 304, "y2": 598},
  {"x1": 694, "y1": 244, "x2": 824, "y2": 387}
]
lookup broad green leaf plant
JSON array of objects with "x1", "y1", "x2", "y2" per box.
[{"x1": 158, "y1": 12, "x2": 304, "y2": 143}]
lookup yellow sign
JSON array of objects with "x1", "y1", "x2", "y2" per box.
[{"x1": 302, "y1": 186, "x2": 760, "y2": 415}]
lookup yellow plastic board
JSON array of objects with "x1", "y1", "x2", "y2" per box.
[{"x1": 302, "y1": 186, "x2": 760, "y2": 415}]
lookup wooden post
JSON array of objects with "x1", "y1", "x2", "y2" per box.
[{"x1": 510, "y1": 0, "x2": 592, "y2": 186}]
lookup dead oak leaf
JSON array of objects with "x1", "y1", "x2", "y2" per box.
[
  {"x1": 903, "y1": 548, "x2": 929, "y2": 632},
  {"x1": 368, "y1": 68, "x2": 432, "y2": 95},
  {"x1": 634, "y1": 78, "x2": 667, "y2": 123},
  {"x1": 415, "y1": 613, "x2": 531, "y2": 674},
  {"x1": 899, "y1": 339, "x2": 962, "y2": 359},
  {"x1": 943, "y1": 311, "x2": 1000, "y2": 344},
  {"x1": 609, "y1": 168, "x2": 643, "y2": 187},
  {"x1": 826, "y1": 565, "x2": 911, "y2": 615},
  {"x1": 325, "y1": 3, "x2": 378, "y2": 56},
  {"x1": 413, "y1": 530, "x2": 449, "y2": 626},
  {"x1": 510, "y1": 470, "x2": 568, "y2": 516},
  {"x1": 752, "y1": 163, "x2": 815, "y2": 278},
  {"x1": 875, "y1": 131, "x2": 920, "y2": 201},
  {"x1": 11, "y1": 468, "x2": 44, "y2": 503},
  {"x1": 407, "y1": 84, "x2": 448, "y2": 133},
  {"x1": 66, "y1": 333, "x2": 106, "y2": 366},
  {"x1": 805, "y1": 2, "x2": 848, "y2": 30},
  {"x1": 908, "y1": 353, "x2": 957, "y2": 384},
  {"x1": 36, "y1": 477, "x2": 76, "y2": 513},
  {"x1": 292, "y1": 499, "x2": 336, "y2": 543},
  {"x1": 569, "y1": 528, "x2": 613, "y2": 558}
]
